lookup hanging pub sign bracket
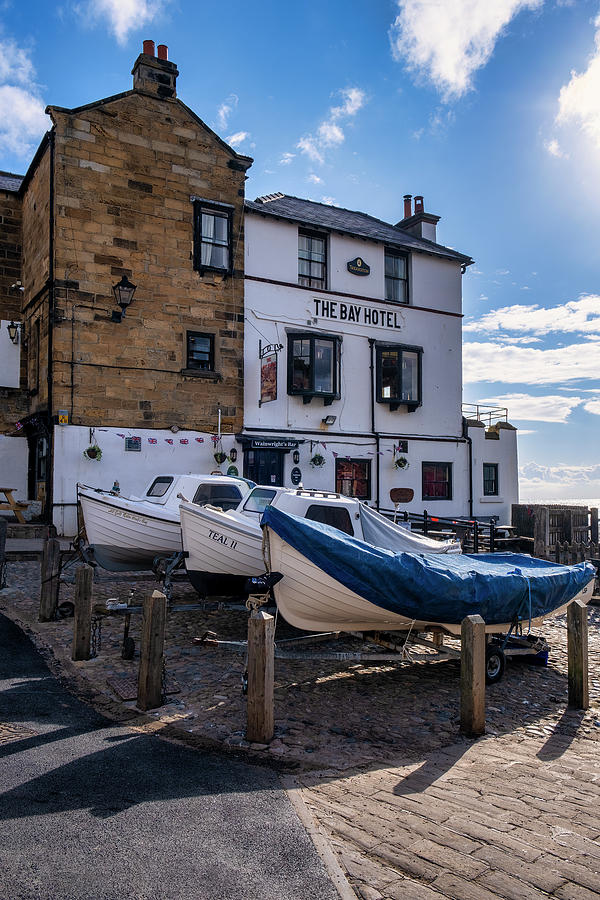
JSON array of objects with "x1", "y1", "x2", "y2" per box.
[{"x1": 259, "y1": 341, "x2": 284, "y2": 359}]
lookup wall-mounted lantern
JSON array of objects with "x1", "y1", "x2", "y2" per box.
[
  {"x1": 7, "y1": 321, "x2": 20, "y2": 344},
  {"x1": 112, "y1": 275, "x2": 137, "y2": 320},
  {"x1": 322, "y1": 414, "x2": 336, "y2": 426}
]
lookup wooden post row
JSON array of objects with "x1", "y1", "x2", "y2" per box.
[
  {"x1": 246, "y1": 609, "x2": 275, "y2": 744},
  {"x1": 533, "y1": 508, "x2": 549, "y2": 559},
  {"x1": 137, "y1": 590, "x2": 167, "y2": 711},
  {"x1": 72, "y1": 564, "x2": 94, "y2": 661},
  {"x1": 39, "y1": 537, "x2": 61, "y2": 622},
  {"x1": 460, "y1": 614, "x2": 486, "y2": 737},
  {"x1": 567, "y1": 599, "x2": 589, "y2": 710}
]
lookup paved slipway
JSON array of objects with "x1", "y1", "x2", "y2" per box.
[{"x1": 0, "y1": 613, "x2": 339, "y2": 900}]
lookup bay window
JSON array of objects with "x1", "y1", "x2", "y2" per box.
[
  {"x1": 376, "y1": 343, "x2": 422, "y2": 411},
  {"x1": 288, "y1": 332, "x2": 340, "y2": 405}
]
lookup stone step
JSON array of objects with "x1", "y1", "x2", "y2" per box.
[{"x1": 5, "y1": 523, "x2": 53, "y2": 540}]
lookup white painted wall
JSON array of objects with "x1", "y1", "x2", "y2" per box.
[
  {"x1": 0, "y1": 436, "x2": 28, "y2": 511},
  {"x1": 52, "y1": 425, "x2": 241, "y2": 535},
  {"x1": 469, "y1": 423, "x2": 519, "y2": 524},
  {"x1": 0, "y1": 320, "x2": 21, "y2": 388}
]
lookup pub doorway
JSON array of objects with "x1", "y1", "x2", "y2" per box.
[{"x1": 244, "y1": 448, "x2": 284, "y2": 486}]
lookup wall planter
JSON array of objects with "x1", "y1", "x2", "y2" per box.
[
  {"x1": 83, "y1": 444, "x2": 102, "y2": 461},
  {"x1": 213, "y1": 451, "x2": 227, "y2": 465},
  {"x1": 393, "y1": 456, "x2": 409, "y2": 470},
  {"x1": 310, "y1": 453, "x2": 325, "y2": 468}
]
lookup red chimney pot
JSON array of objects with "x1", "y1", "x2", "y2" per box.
[
  {"x1": 403, "y1": 194, "x2": 412, "y2": 219},
  {"x1": 143, "y1": 40, "x2": 155, "y2": 57},
  {"x1": 414, "y1": 195, "x2": 424, "y2": 213},
  {"x1": 157, "y1": 44, "x2": 168, "y2": 61}
]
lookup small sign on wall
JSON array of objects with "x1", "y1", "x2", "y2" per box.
[
  {"x1": 58, "y1": 410, "x2": 69, "y2": 425},
  {"x1": 347, "y1": 257, "x2": 370, "y2": 276}
]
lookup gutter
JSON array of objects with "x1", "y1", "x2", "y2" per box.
[
  {"x1": 463, "y1": 417, "x2": 473, "y2": 518},
  {"x1": 368, "y1": 338, "x2": 381, "y2": 511}
]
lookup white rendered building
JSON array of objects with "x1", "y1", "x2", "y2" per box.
[{"x1": 240, "y1": 192, "x2": 518, "y2": 523}]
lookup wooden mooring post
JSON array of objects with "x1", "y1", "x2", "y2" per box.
[
  {"x1": 72, "y1": 564, "x2": 94, "y2": 661},
  {"x1": 137, "y1": 590, "x2": 167, "y2": 711},
  {"x1": 39, "y1": 537, "x2": 61, "y2": 622},
  {"x1": 567, "y1": 599, "x2": 589, "y2": 710},
  {"x1": 246, "y1": 609, "x2": 275, "y2": 744},
  {"x1": 460, "y1": 614, "x2": 486, "y2": 737}
]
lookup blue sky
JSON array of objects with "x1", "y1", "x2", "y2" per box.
[{"x1": 2, "y1": 0, "x2": 600, "y2": 502}]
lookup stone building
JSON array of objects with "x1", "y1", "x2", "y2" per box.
[{"x1": 0, "y1": 42, "x2": 252, "y2": 534}]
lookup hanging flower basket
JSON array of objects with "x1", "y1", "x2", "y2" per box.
[
  {"x1": 83, "y1": 444, "x2": 102, "y2": 461},
  {"x1": 213, "y1": 451, "x2": 227, "y2": 465},
  {"x1": 394, "y1": 455, "x2": 409, "y2": 470},
  {"x1": 310, "y1": 453, "x2": 326, "y2": 468}
]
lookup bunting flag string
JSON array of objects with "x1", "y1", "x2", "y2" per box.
[
  {"x1": 179, "y1": 438, "x2": 189, "y2": 445},
  {"x1": 148, "y1": 438, "x2": 157, "y2": 444},
  {"x1": 195, "y1": 437, "x2": 204, "y2": 443},
  {"x1": 165, "y1": 438, "x2": 173, "y2": 445}
]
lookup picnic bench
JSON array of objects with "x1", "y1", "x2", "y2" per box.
[{"x1": 0, "y1": 487, "x2": 29, "y2": 525}]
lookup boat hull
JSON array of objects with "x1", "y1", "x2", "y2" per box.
[
  {"x1": 266, "y1": 527, "x2": 594, "y2": 635},
  {"x1": 79, "y1": 491, "x2": 182, "y2": 571},
  {"x1": 180, "y1": 502, "x2": 265, "y2": 596}
]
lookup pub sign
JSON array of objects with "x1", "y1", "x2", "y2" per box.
[{"x1": 347, "y1": 257, "x2": 370, "y2": 276}]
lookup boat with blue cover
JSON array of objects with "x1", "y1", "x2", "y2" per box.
[{"x1": 262, "y1": 506, "x2": 596, "y2": 635}]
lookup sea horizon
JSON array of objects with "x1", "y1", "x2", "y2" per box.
[{"x1": 520, "y1": 498, "x2": 600, "y2": 509}]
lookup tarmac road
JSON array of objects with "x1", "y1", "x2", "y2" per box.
[{"x1": 0, "y1": 613, "x2": 339, "y2": 900}]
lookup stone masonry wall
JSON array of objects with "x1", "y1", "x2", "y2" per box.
[
  {"x1": 47, "y1": 89, "x2": 248, "y2": 433},
  {"x1": 21, "y1": 147, "x2": 51, "y2": 415}
]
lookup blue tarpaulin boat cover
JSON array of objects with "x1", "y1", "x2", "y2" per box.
[{"x1": 262, "y1": 506, "x2": 596, "y2": 626}]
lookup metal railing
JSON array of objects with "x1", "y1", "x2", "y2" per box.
[{"x1": 462, "y1": 403, "x2": 508, "y2": 427}]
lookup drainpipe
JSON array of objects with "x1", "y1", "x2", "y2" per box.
[
  {"x1": 463, "y1": 417, "x2": 473, "y2": 518},
  {"x1": 368, "y1": 339, "x2": 380, "y2": 510},
  {"x1": 46, "y1": 129, "x2": 56, "y2": 527}
]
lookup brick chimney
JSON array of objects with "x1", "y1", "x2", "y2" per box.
[
  {"x1": 396, "y1": 194, "x2": 440, "y2": 243},
  {"x1": 132, "y1": 40, "x2": 178, "y2": 99}
]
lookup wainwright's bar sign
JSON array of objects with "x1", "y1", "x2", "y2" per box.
[{"x1": 313, "y1": 297, "x2": 404, "y2": 330}]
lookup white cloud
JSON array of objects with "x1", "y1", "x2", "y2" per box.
[
  {"x1": 297, "y1": 86, "x2": 366, "y2": 165},
  {"x1": 556, "y1": 14, "x2": 600, "y2": 149},
  {"x1": 478, "y1": 392, "x2": 583, "y2": 423},
  {"x1": 321, "y1": 196, "x2": 339, "y2": 206},
  {"x1": 0, "y1": 41, "x2": 49, "y2": 160},
  {"x1": 279, "y1": 152, "x2": 295, "y2": 165},
  {"x1": 464, "y1": 295, "x2": 600, "y2": 338},
  {"x1": 216, "y1": 93, "x2": 238, "y2": 131},
  {"x1": 75, "y1": 0, "x2": 162, "y2": 45},
  {"x1": 389, "y1": 0, "x2": 542, "y2": 100},
  {"x1": 519, "y1": 460, "x2": 600, "y2": 502},
  {"x1": 308, "y1": 173, "x2": 322, "y2": 184},
  {"x1": 584, "y1": 399, "x2": 600, "y2": 415},
  {"x1": 226, "y1": 130, "x2": 249, "y2": 148},
  {"x1": 544, "y1": 137, "x2": 568, "y2": 159},
  {"x1": 463, "y1": 339, "x2": 600, "y2": 385}
]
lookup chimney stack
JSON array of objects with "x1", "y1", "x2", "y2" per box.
[
  {"x1": 396, "y1": 193, "x2": 440, "y2": 243},
  {"x1": 132, "y1": 40, "x2": 179, "y2": 100}
]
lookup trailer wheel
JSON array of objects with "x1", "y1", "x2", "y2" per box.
[{"x1": 485, "y1": 646, "x2": 505, "y2": 684}]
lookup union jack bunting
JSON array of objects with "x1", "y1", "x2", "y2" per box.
[
  {"x1": 179, "y1": 438, "x2": 189, "y2": 444},
  {"x1": 195, "y1": 437, "x2": 204, "y2": 443},
  {"x1": 117, "y1": 433, "x2": 125, "y2": 438},
  {"x1": 165, "y1": 439, "x2": 173, "y2": 445},
  {"x1": 148, "y1": 438, "x2": 157, "y2": 444}
]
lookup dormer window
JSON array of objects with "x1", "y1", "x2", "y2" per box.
[{"x1": 298, "y1": 229, "x2": 327, "y2": 290}]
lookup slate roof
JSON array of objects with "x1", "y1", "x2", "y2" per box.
[
  {"x1": 245, "y1": 193, "x2": 473, "y2": 265},
  {"x1": 0, "y1": 172, "x2": 24, "y2": 192}
]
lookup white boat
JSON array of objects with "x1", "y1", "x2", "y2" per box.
[
  {"x1": 180, "y1": 485, "x2": 460, "y2": 597},
  {"x1": 78, "y1": 473, "x2": 252, "y2": 571},
  {"x1": 262, "y1": 506, "x2": 596, "y2": 636}
]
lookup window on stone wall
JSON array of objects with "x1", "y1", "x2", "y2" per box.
[
  {"x1": 186, "y1": 332, "x2": 215, "y2": 371},
  {"x1": 193, "y1": 201, "x2": 232, "y2": 274}
]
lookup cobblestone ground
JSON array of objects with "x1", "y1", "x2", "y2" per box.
[{"x1": 2, "y1": 558, "x2": 599, "y2": 898}]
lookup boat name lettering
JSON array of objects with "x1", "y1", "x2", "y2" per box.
[
  {"x1": 313, "y1": 298, "x2": 403, "y2": 330},
  {"x1": 208, "y1": 529, "x2": 238, "y2": 551},
  {"x1": 106, "y1": 507, "x2": 148, "y2": 524}
]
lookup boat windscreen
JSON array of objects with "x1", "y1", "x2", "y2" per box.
[
  {"x1": 305, "y1": 504, "x2": 354, "y2": 536},
  {"x1": 243, "y1": 487, "x2": 277, "y2": 514},
  {"x1": 193, "y1": 483, "x2": 243, "y2": 511},
  {"x1": 146, "y1": 476, "x2": 174, "y2": 497}
]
